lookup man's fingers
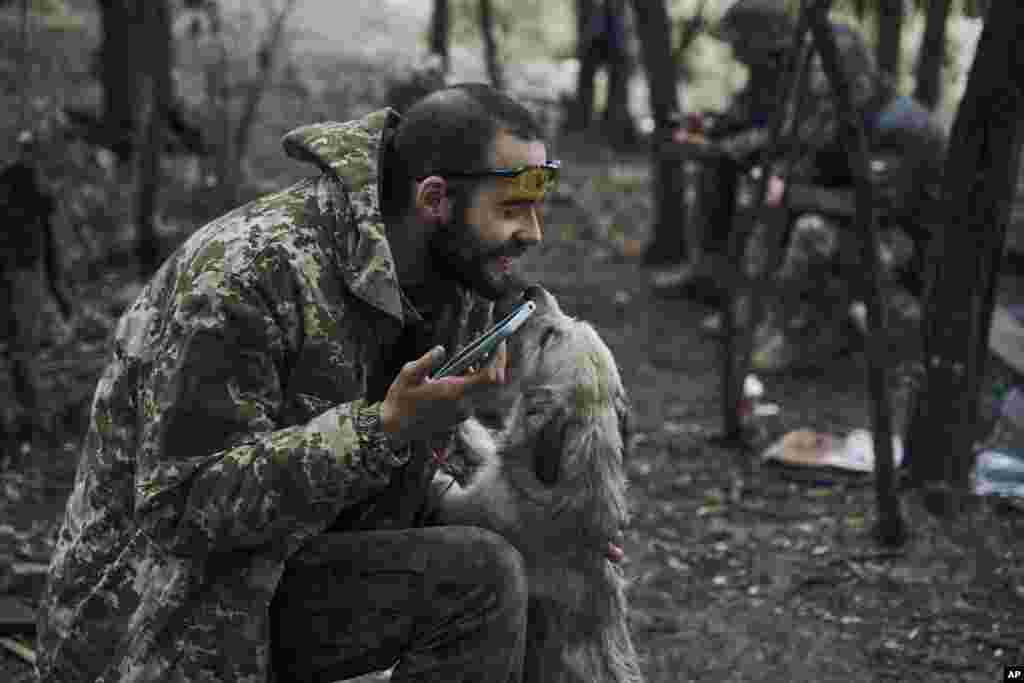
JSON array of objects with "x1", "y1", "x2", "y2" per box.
[
  {"x1": 403, "y1": 346, "x2": 446, "y2": 384},
  {"x1": 463, "y1": 344, "x2": 508, "y2": 389},
  {"x1": 488, "y1": 340, "x2": 508, "y2": 384},
  {"x1": 493, "y1": 340, "x2": 508, "y2": 382}
]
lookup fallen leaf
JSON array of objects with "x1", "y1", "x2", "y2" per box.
[
  {"x1": 844, "y1": 514, "x2": 866, "y2": 529},
  {"x1": 696, "y1": 504, "x2": 723, "y2": 517},
  {"x1": 703, "y1": 490, "x2": 725, "y2": 506},
  {"x1": 666, "y1": 556, "x2": 689, "y2": 572},
  {"x1": 620, "y1": 238, "x2": 645, "y2": 259}
]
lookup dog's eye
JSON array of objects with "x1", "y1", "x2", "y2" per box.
[
  {"x1": 524, "y1": 406, "x2": 547, "y2": 431},
  {"x1": 476, "y1": 410, "x2": 505, "y2": 429}
]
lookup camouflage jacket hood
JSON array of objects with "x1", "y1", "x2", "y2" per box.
[{"x1": 36, "y1": 109, "x2": 492, "y2": 682}]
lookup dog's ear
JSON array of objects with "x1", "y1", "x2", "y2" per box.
[
  {"x1": 558, "y1": 406, "x2": 630, "y2": 533},
  {"x1": 533, "y1": 411, "x2": 568, "y2": 486}
]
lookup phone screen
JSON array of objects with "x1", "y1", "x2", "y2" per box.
[{"x1": 430, "y1": 299, "x2": 537, "y2": 379}]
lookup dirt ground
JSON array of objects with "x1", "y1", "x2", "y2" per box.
[{"x1": 2, "y1": 137, "x2": 1023, "y2": 682}]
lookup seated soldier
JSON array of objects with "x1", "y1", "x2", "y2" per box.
[
  {"x1": 652, "y1": 0, "x2": 796, "y2": 301},
  {"x1": 749, "y1": 22, "x2": 947, "y2": 373},
  {"x1": 36, "y1": 84, "x2": 559, "y2": 683}
]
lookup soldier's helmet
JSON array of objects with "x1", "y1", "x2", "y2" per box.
[
  {"x1": 711, "y1": 0, "x2": 796, "y2": 54},
  {"x1": 831, "y1": 22, "x2": 876, "y2": 79},
  {"x1": 808, "y1": 22, "x2": 878, "y2": 104}
]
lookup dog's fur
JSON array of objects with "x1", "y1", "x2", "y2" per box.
[{"x1": 436, "y1": 287, "x2": 643, "y2": 683}]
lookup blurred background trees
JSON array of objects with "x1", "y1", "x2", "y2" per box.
[
  {"x1": 0, "y1": 0, "x2": 994, "y2": 281},
  {"x1": 0, "y1": 0, "x2": 1016, "y2": 530}
]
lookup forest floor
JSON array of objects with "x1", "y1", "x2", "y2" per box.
[{"x1": 2, "y1": 134, "x2": 1024, "y2": 683}]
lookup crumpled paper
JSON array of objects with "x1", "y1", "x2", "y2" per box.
[{"x1": 762, "y1": 428, "x2": 904, "y2": 473}]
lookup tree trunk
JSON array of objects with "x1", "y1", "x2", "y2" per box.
[
  {"x1": 602, "y1": 0, "x2": 637, "y2": 148},
  {"x1": 905, "y1": 1, "x2": 1024, "y2": 508},
  {"x1": 572, "y1": 0, "x2": 598, "y2": 131},
  {"x1": 229, "y1": 0, "x2": 298, "y2": 205},
  {"x1": 629, "y1": 0, "x2": 686, "y2": 265},
  {"x1": 810, "y1": 1, "x2": 905, "y2": 546},
  {"x1": 97, "y1": 0, "x2": 143, "y2": 162},
  {"x1": 199, "y1": 1, "x2": 235, "y2": 214},
  {"x1": 479, "y1": 0, "x2": 504, "y2": 90},
  {"x1": 672, "y1": 1, "x2": 707, "y2": 81},
  {"x1": 134, "y1": 0, "x2": 172, "y2": 276},
  {"x1": 914, "y1": 0, "x2": 952, "y2": 110},
  {"x1": 430, "y1": 0, "x2": 450, "y2": 74},
  {"x1": 875, "y1": 0, "x2": 903, "y2": 80}
]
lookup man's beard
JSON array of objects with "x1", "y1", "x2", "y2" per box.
[{"x1": 430, "y1": 210, "x2": 528, "y2": 301}]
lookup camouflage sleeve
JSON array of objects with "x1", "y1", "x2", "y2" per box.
[
  {"x1": 773, "y1": 91, "x2": 843, "y2": 183},
  {"x1": 133, "y1": 276, "x2": 410, "y2": 558}
]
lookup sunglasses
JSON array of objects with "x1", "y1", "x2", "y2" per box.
[{"x1": 419, "y1": 160, "x2": 561, "y2": 195}]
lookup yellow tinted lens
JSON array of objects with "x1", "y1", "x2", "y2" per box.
[{"x1": 515, "y1": 167, "x2": 558, "y2": 196}]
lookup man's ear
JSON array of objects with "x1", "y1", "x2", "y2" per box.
[{"x1": 415, "y1": 175, "x2": 451, "y2": 223}]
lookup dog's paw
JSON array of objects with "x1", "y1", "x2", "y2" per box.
[{"x1": 456, "y1": 418, "x2": 500, "y2": 465}]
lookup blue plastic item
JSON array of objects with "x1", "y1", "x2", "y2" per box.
[{"x1": 974, "y1": 449, "x2": 1024, "y2": 498}]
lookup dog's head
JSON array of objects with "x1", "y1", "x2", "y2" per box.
[{"x1": 473, "y1": 287, "x2": 632, "y2": 574}]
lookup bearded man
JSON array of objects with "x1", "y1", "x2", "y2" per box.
[{"x1": 37, "y1": 83, "x2": 560, "y2": 683}]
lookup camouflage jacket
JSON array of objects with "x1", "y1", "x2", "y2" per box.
[{"x1": 36, "y1": 109, "x2": 492, "y2": 682}]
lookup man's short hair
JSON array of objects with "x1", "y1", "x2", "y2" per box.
[{"x1": 383, "y1": 83, "x2": 546, "y2": 217}]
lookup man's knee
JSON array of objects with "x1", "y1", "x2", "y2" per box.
[{"x1": 441, "y1": 526, "x2": 528, "y2": 607}]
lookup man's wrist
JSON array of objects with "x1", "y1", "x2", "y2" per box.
[{"x1": 354, "y1": 401, "x2": 408, "y2": 455}]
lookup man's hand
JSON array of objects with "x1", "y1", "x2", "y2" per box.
[{"x1": 380, "y1": 342, "x2": 509, "y2": 444}]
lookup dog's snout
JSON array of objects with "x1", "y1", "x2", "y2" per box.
[{"x1": 530, "y1": 288, "x2": 559, "y2": 314}]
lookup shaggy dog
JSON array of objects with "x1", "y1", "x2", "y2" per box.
[{"x1": 434, "y1": 287, "x2": 644, "y2": 683}]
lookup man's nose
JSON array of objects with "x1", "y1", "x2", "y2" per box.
[{"x1": 517, "y1": 207, "x2": 543, "y2": 244}]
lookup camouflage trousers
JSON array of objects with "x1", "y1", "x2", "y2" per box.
[
  {"x1": 769, "y1": 212, "x2": 915, "y2": 322},
  {"x1": 270, "y1": 525, "x2": 528, "y2": 683}
]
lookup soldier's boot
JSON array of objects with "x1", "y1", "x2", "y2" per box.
[
  {"x1": 651, "y1": 252, "x2": 728, "y2": 305},
  {"x1": 750, "y1": 308, "x2": 858, "y2": 374}
]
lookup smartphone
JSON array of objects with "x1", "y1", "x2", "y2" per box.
[{"x1": 430, "y1": 299, "x2": 537, "y2": 380}]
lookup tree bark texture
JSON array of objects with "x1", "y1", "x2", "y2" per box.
[
  {"x1": 731, "y1": 3, "x2": 816, "y2": 447},
  {"x1": 914, "y1": 0, "x2": 952, "y2": 110},
  {"x1": 601, "y1": 0, "x2": 637, "y2": 148},
  {"x1": 134, "y1": 0, "x2": 172, "y2": 276},
  {"x1": 809, "y1": 0, "x2": 904, "y2": 546},
  {"x1": 430, "y1": 0, "x2": 450, "y2": 74},
  {"x1": 572, "y1": 0, "x2": 598, "y2": 130},
  {"x1": 479, "y1": 0, "x2": 504, "y2": 90},
  {"x1": 230, "y1": 0, "x2": 298, "y2": 202},
  {"x1": 875, "y1": 0, "x2": 903, "y2": 80},
  {"x1": 905, "y1": 1, "x2": 1024, "y2": 496},
  {"x1": 629, "y1": 0, "x2": 685, "y2": 265},
  {"x1": 97, "y1": 0, "x2": 144, "y2": 162}
]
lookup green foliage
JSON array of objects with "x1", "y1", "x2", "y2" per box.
[
  {"x1": 446, "y1": 0, "x2": 574, "y2": 63},
  {"x1": 28, "y1": 0, "x2": 80, "y2": 30}
]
